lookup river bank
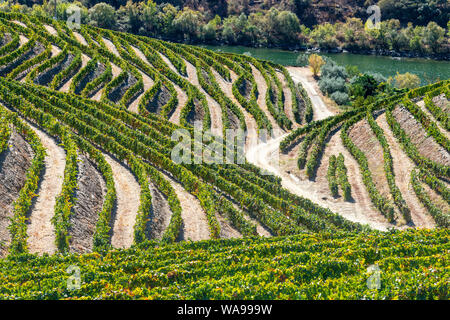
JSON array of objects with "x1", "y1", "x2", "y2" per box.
[{"x1": 202, "y1": 45, "x2": 450, "y2": 85}]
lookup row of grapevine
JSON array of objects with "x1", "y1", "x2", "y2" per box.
[
  {"x1": 366, "y1": 111, "x2": 411, "y2": 223},
  {"x1": 403, "y1": 98, "x2": 450, "y2": 153},
  {"x1": 385, "y1": 105, "x2": 450, "y2": 178},
  {"x1": 0, "y1": 229, "x2": 448, "y2": 299},
  {"x1": 423, "y1": 85, "x2": 450, "y2": 131},
  {"x1": 327, "y1": 155, "x2": 339, "y2": 197},
  {"x1": 335, "y1": 154, "x2": 352, "y2": 201},
  {"x1": 0, "y1": 111, "x2": 10, "y2": 154},
  {"x1": 341, "y1": 114, "x2": 396, "y2": 222},
  {"x1": 410, "y1": 169, "x2": 449, "y2": 228}
]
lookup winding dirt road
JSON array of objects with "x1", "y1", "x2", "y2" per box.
[
  {"x1": 246, "y1": 134, "x2": 391, "y2": 230},
  {"x1": 245, "y1": 67, "x2": 393, "y2": 230}
]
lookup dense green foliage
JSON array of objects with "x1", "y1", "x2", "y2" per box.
[
  {"x1": 2, "y1": 0, "x2": 448, "y2": 55},
  {"x1": 0, "y1": 229, "x2": 448, "y2": 300}
]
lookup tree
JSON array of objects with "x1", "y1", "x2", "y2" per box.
[
  {"x1": 349, "y1": 74, "x2": 379, "y2": 98},
  {"x1": 308, "y1": 54, "x2": 325, "y2": 77},
  {"x1": 296, "y1": 53, "x2": 309, "y2": 67},
  {"x1": 88, "y1": 2, "x2": 116, "y2": 29},
  {"x1": 422, "y1": 22, "x2": 446, "y2": 53},
  {"x1": 270, "y1": 9, "x2": 300, "y2": 45},
  {"x1": 309, "y1": 23, "x2": 338, "y2": 49},
  {"x1": 393, "y1": 72, "x2": 421, "y2": 89},
  {"x1": 172, "y1": 8, "x2": 204, "y2": 42},
  {"x1": 202, "y1": 15, "x2": 220, "y2": 42}
]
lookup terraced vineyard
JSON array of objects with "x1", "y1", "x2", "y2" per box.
[{"x1": 0, "y1": 12, "x2": 448, "y2": 300}]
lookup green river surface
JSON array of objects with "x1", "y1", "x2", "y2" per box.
[{"x1": 202, "y1": 45, "x2": 450, "y2": 85}]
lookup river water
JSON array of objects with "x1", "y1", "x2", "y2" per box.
[{"x1": 202, "y1": 45, "x2": 450, "y2": 85}]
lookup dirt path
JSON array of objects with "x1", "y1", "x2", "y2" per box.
[
  {"x1": 43, "y1": 24, "x2": 57, "y2": 36},
  {"x1": 287, "y1": 67, "x2": 334, "y2": 120},
  {"x1": 158, "y1": 52, "x2": 181, "y2": 76},
  {"x1": 19, "y1": 35, "x2": 28, "y2": 46},
  {"x1": 73, "y1": 32, "x2": 87, "y2": 46},
  {"x1": 250, "y1": 65, "x2": 283, "y2": 136},
  {"x1": 27, "y1": 124, "x2": 65, "y2": 255},
  {"x1": 102, "y1": 37, "x2": 120, "y2": 57},
  {"x1": 50, "y1": 45, "x2": 61, "y2": 58},
  {"x1": 163, "y1": 174, "x2": 210, "y2": 241},
  {"x1": 184, "y1": 58, "x2": 223, "y2": 136},
  {"x1": 12, "y1": 20, "x2": 27, "y2": 28},
  {"x1": 245, "y1": 66, "x2": 396, "y2": 230},
  {"x1": 104, "y1": 154, "x2": 141, "y2": 249},
  {"x1": 376, "y1": 113, "x2": 436, "y2": 228},
  {"x1": 59, "y1": 53, "x2": 90, "y2": 93},
  {"x1": 277, "y1": 71, "x2": 298, "y2": 128}
]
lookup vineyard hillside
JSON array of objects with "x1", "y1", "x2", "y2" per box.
[{"x1": 0, "y1": 12, "x2": 448, "y2": 299}]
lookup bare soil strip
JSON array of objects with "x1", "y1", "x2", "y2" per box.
[
  {"x1": 184, "y1": 58, "x2": 223, "y2": 136},
  {"x1": 69, "y1": 154, "x2": 106, "y2": 253},
  {"x1": 111, "y1": 63, "x2": 122, "y2": 78},
  {"x1": 59, "y1": 53, "x2": 90, "y2": 93},
  {"x1": 73, "y1": 31, "x2": 88, "y2": 46},
  {"x1": 250, "y1": 65, "x2": 283, "y2": 135},
  {"x1": 19, "y1": 35, "x2": 28, "y2": 46},
  {"x1": 163, "y1": 174, "x2": 210, "y2": 241},
  {"x1": 393, "y1": 106, "x2": 450, "y2": 166},
  {"x1": 104, "y1": 153, "x2": 141, "y2": 249},
  {"x1": 147, "y1": 184, "x2": 172, "y2": 241},
  {"x1": 432, "y1": 94, "x2": 449, "y2": 113},
  {"x1": 376, "y1": 113, "x2": 436, "y2": 228},
  {"x1": 158, "y1": 52, "x2": 181, "y2": 76},
  {"x1": 277, "y1": 71, "x2": 298, "y2": 128},
  {"x1": 168, "y1": 84, "x2": 189, "y2": 124},
  {"x1": 0, "y1": 130, "x2": 33, "y2": 257},
  {"x1": 43, "y1": 24, "x2": 57, "y2": 36},
  {"x1": 27, "y1": 123, "x2": 65, "y2": 255},
  {"x1": 91, "y1": 88, "x2": 104, "y2": 102},
  {"x1": 50, "y1": 45, "x2": 61, "y2": 58},
  {"x1": 130, "y1": 46, "x2": 187, "y2": 121},
  {"x1": 217, "y1": 214, "x2": 242, "y2": 239},
  {"x1": 12, "y1": 20, "x2": 27, "y2": 28},
  {"x1": 422, "y1": 182, "x2": 450, "y2": 216}
]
